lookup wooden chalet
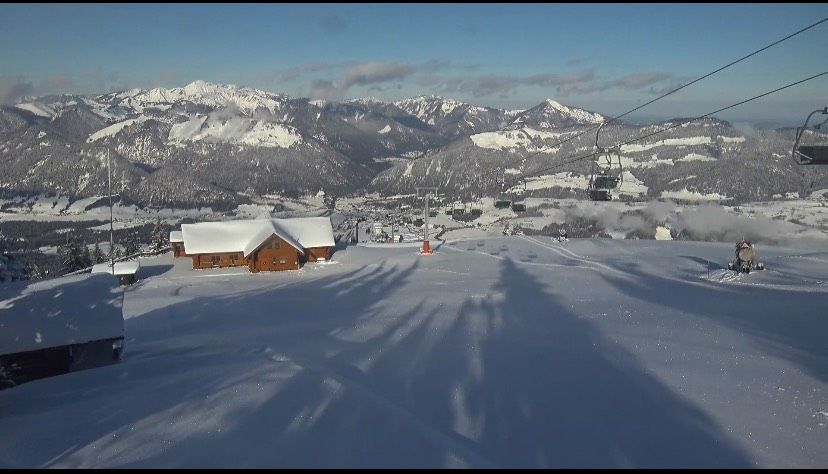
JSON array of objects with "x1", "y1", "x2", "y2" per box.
[{"x1": 181, "y1": 217, "x2": 335, "y2": 273}]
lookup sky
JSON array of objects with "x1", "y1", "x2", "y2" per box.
[{"x1": 0, "y1": 3, "x2": 826, "y2": 125}]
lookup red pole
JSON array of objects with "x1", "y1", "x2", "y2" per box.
[{"x1": 421, "y1": 239, "x2": 431, "y2": 254}]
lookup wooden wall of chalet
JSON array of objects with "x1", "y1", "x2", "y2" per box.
[
  {"x1": 191, "y1": 251, "x2": 249, "y2": 269},
  {"x1": 248, "y1": 235, "x2": 301, "y2": 272},
  {"x1": 171, "y1": 242, "x2": 187, "y2": 257},
  {"x1": 186, "y1": 235, "x2": 329, "y2": 273},
  {"x1": 305, "y1": 246, "x2": 334, "y2": 262}
]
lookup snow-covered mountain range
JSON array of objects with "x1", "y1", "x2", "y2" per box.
[{"x1": 1, "y1": 80, "x2": 826, "y2": 209}]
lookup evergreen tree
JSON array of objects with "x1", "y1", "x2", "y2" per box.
[
  {"x1": 57, "y1": 234, "x2": 89, "y2": 273},
  {"x1": 82, "y1": 245, "x2": 92, "y2": 267},
  {"x1": 150, "y1": 219, "x2": 168, "y2": 252},
  {"x1": 0, "y1": 230, "x2": 11, "y2": 283},
  {"x1": 110, "y1": 245, "x2": 123, "y2": 261},
  {"x1": 122, "y1": 229, "x2": 141, "y2": 257},
  {"x1": 93, "y1": 242, "x2": 105, "y2": 264}
]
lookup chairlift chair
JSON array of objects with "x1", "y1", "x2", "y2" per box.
[
  {"x1": 511, "y1": 179, "x2": 527, "y2": 212},
  {"x1": 493, "y1": 166, "x2": 512, "y2": 208},
  {"x1": 587, "y1": 122, "x2": 623, "y2": 201},
  {"x1": 494, "y1": 198, "x2": 512, "y2": 209},
  {"x1": 792, "y1": 107, "x2": 828, "y2": 165}
]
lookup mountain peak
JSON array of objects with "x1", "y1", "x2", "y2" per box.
[
  {"x1": 345, "y1": 97, "x2": 387, "y2": 105},
  {"x1": 513, "y1": 98, "x2": 605, "y2": 127}
]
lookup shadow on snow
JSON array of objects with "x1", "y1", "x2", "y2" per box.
[{"x1": 0, "y1": 255, "x2": 753, "y2": 468}]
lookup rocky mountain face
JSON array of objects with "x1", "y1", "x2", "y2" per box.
[
  {"x1": 1, "y1": 81, "x2": 825, "y2": 209},
  {"x1": 370, "y1": 116, "x2": 828, "y2": 203}
]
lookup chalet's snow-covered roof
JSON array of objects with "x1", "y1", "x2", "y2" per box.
[
  {"x1": 276, "y1": 217, "x2": 335, "y2": 249},
  {"x1": 180, "y1": 217, "x2": 333, "y2": 257},
  {"x1": 91, "y1": 261, "x2": 140, "y2": 276},
  {"x1": 0, "y1": 273, "x2": 124, "y2": 356},
  {"x1": 169, "y1": 230, "x2": 183, "y2": 243}
]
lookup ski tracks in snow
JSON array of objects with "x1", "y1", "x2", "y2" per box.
[
  {"x1": 261, "y1": 349, "x2": 500, "y2": 468},
  {"x1": 442, "y1": 237, "x2": 624, "y2": 276},
  {"x1": 518, "y1": 235, "x2": 625, "y2": 276}
]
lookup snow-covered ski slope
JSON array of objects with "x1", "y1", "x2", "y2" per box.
[{"x1": 1, "y1": 237, "x2": 826, "y2": 468}]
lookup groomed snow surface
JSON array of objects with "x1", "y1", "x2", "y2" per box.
[{"x1": 1, "y1": 238, "x2": 826, "y2": 468}]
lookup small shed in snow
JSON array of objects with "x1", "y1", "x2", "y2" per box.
[
  {"x1": 169, "y1": 230, "x2": 186, "y2": 257},
  {"x1": 181, "y1": 217, "x2": 335, "y2": 272},
  {"x1": 91, "y1": 261, "x2": 141, "y2": 286},
  {"x1": 0, "y1": 273, "x2": 125, "y2": 389}
]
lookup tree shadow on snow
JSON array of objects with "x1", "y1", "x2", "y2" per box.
[
  {"x1": 135, "y1": 264, "x2": 174, "y2": 280},
  {"x1": 357, "y1": 257, "x2": 754, "y2": 468},
  {"x1": 0, "y1": 256, "x2": 755, "y2": 468}
]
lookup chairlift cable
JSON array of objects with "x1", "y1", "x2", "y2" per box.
[
  {"x1": 505, "y1": 70, "x2": 828, "y2": 187},
  {"x1": 493, "y1": 17, "x2": 828, "y2": 179}
]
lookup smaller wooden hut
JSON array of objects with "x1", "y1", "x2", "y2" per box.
[
  {"x1": 91, "y1": 261, "x2": 141, "y2": 286},
  {"x1": 170, "y1": 230, "x2": 186, "y2": 257}
]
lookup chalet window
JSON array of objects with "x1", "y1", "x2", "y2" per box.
[
  {"x1": 230, "y1": 255, "x2": 238, "y2": 263},
  {"x1": 272, "y1": 241, "x2": 281, "y2": 249},
  {"x1": 279, "y1": 259, "x2": 286, "y2": 264},
  {"x1": 211, "y1": 256, "x2": 220, "y2": 266}
]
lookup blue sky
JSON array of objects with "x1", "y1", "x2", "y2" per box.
[{"x1": 1, "y1": 3, "x2": 826, "y2": 124}]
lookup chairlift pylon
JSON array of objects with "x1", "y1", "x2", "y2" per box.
[
  {"x1": 587, "y1": 122, "x2": 623, "y2": 201},
  {"x1": 792, "y1": 107, "x2": 828, "y2": 165},
  {"x1": 511, "y1": 179, "x2": 527, "y2": 212}
]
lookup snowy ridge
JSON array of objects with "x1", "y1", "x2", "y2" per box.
[
  {"x1": 661, "y1": 188, "x2": 730, "y2": 201},
  {"x1": 14, "y1": 102, "x2": 57, "y2": 118},
  {"x1": 676, "y1": 153, "x2": 717, "y2": 162},
  {"x1": 470, "y1": 127, "x2": 567, "y2": 151},
  {"x1": 541, "y1": 98, "x2": 605, "y2": 124},
  {"x1": 129, "y1": 80, "x2": 288, "y2": 115},
  {"x1": 168, "y1": 115, "x2": 303, "y2": 148},
  {"x1": 621, "y1": 136, "x2": 713, "y2": 153},
  {"x1": 87, "y1": 116, "x2": 150, "y2": 142},
  {"x1": 393, "y1": 95, "x2": 491, "y2": 126}
]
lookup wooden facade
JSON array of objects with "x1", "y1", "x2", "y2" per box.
[
  {"x1": 247, "y1": 235, "x2": 302, "y2": 272},
  {"x1": 191, "y1": 251, "x2": 249, "y2": 270},
  {"x1": 190, "y1": 234, "x2": 304, "y2": 272},
  {"x1": 171, "y1": 242, "x2": 187, "y2": 257},
  {"x1": 305, "y1": 246, "x2": 334, "y2": 262}
]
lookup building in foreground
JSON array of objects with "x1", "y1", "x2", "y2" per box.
[
  {"x1": 181, "y1": 217, "x2": 335, "y2": 272},
  {"x1": 0, "y1": 273, "x2": 125, "y2": 390}
]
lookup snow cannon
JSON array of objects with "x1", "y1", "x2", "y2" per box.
[{"x1": 728, "y1": 240, "x2": 764, "y2": 274}]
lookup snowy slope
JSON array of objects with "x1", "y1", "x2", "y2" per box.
[{"x1": 0, "y1": 238, "x2": 825, "y2": 468}]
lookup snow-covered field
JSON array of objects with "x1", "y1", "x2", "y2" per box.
[{"x1": 1, "y1": 237, "x2": 826, "y2": 468}]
